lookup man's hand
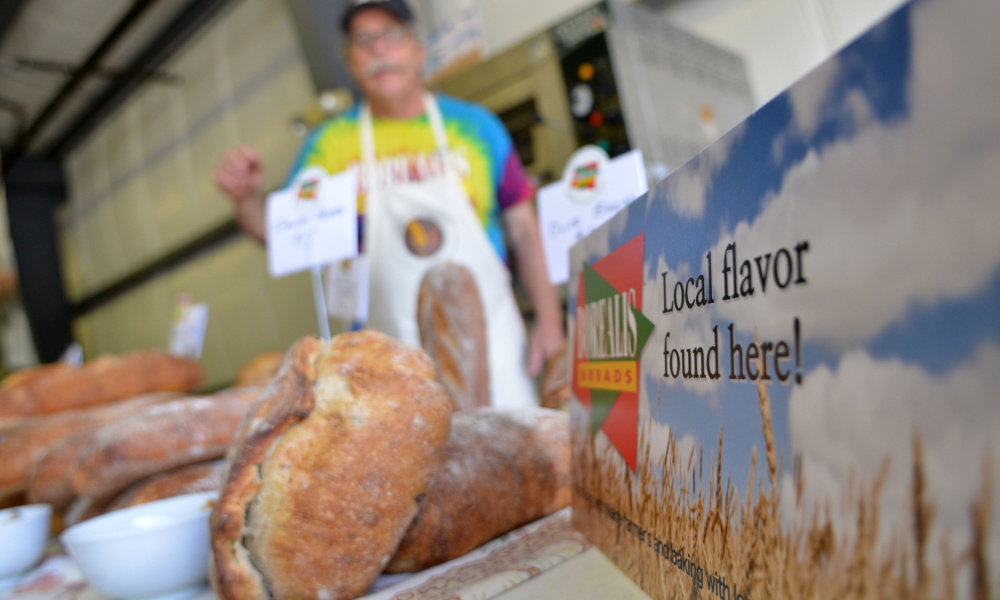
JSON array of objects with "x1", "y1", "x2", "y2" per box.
[
  {"x1": 503, "y1": 202, "x2": 566, "y2": 376},
  {"x1": 214, "y1": 145, "x2": 267, "y2": 243},
  {"x1": 527, "y1": 313, "x2": 565, "y2": 377}
]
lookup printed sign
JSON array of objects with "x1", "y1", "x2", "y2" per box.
[
  {"x1": 568, "y1": 1, "x2": 1000, "y2": 599},
  {"x1": 59, "y1": 342, "x2": 83, "y2": 367},
  {"x1": 267, "y1": 166, "x2": 358, "y2": 277},
  {"x1": 168, "y1": 295, "x2": 208, "y2": 360},
  {"x1": 324, "y1": 255, "x2": 370, "y2": 325},
  {"x1": 538, "y1": 147, "x2": 647, "y2": 284}
]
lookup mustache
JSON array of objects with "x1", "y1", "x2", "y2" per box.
[{"x1": 364, "y1": 57, "x2": 405, "y2": 77}]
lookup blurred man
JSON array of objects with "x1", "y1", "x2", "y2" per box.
[{"x1": 214, "y1": 0, "x2": 563, "y2": 407}]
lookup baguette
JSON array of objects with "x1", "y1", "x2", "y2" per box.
[
  {"x1": 103, "y1": 460, "x2": 227, "y2": 514},
  {"x1": 27, "y1": 432, "x2": 96, "y2": 510},
  {"x1": 210, "y1": 332, "x2": 453, "y2": 600},
  {"x1": 1, "y1": 362, "x2": 74, "y2": 390},
  {"x1": 72, "y1": 387, "x2": 259, "y2": 500},
  {"x1": 0, "y1": 351, "x2": 204, "y2": 420},
  {"x1": 0, "y1": 392, "x2": 181, "y2": 500},
  {"x1": 416, "y1": 262, "x2": 490, "y2": 410},
  {"x1": 386, "y1": 407, "x2": 571, "y2": 573}
]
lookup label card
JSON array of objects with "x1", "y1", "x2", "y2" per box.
[
  {"x1": 267, "y1": 167, "x2": 358, "y2": 277},
  {"x1": 59, "y1": 342, "x2": 83, "y2": 366},
  {"x1": 324, "y1": 255, "x2": 370, "y2": 325},
  {"x1": 168, "y1": 295, "x2": 209, "y2": 360},
  {"x1": 538, "y1": 147, "x2": 647, "y2": 284}
]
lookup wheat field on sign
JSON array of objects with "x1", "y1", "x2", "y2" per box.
[{"x1": 571, "y1": 375, "x2": 994, "y2": 600}]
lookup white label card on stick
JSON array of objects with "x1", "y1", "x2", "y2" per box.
[
  {"x1": 537, "y1": 147, "x2": 648, "y2": 285},
  {"x1": 325, "y1": 254, "x2": 370, "y2": 325},
  {"x1": 267, "y1": 167, "x2": 359, "y2": 278},
  {"x1": 168, "y1": 295, "x2": 209, "y2": 360}
]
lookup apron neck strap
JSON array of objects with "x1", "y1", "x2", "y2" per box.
[{"x1": 359, "y1": 92, "x2": 449, "y2": 193}]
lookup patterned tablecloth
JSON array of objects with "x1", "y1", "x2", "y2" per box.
[{"x1": 0, "y1": 508, "x2": 591, "y2": 600}]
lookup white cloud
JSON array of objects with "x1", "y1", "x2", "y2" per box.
[
  {"x1": 706, "y1": 0, "x2": 1000, "y2": 349},
  {"x1": 787, "y1": 344, "x2": 1000, "y2": 581},
  {"x1": 786, "y1": 57, "x2": 841, "y2": 138},
  {"x1": 648, "y1": 122, "x2": 746, "y2": 220},
  {"x1": 639, "y1": 395, "x2": 699, "y2": 484}
]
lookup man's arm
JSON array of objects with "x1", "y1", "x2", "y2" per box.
[
  {"x1": 503, "y1": 202, "x2": 565, "y2": 376},
  {"x1": 214, "y1": 145, "x2": 267, "y2": 244}
]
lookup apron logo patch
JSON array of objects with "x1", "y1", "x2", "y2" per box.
[{"x1": 404, "y1": 218, "x2": 444, "y2": 257}]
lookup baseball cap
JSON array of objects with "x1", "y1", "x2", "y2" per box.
[{"x1": 340, "y1": 0, "x2": 415, "y2": 33}]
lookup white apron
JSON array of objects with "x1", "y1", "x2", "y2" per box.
[{"x1": 360, "y1": 93, "x2": 537, "y2": 408}]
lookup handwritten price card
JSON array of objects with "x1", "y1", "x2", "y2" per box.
[
  {"x1": 538, "y1": 148, "x2": 647, "y2": 285},
  {"x1": 267, "y1": 166, "x2": 358, "y2": 277}
]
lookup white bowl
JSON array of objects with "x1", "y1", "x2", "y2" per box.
[
  {"x1": 60, "y1": 491, "x2": 216, "y2": 600},
  {"x1": 0, "y1": 504, "x2": 52, "y2": 582}
]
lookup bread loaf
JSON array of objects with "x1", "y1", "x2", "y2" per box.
[
  {"x1": 1, "y1": 362, "x2": 73, "y2": 390},
  {"x1": 104, "y1": 460, "x2": 227, "y2": 513},
  {"x1": 27, "y1": 432, "x2": 97, "y2": 510},
  {"x1": 0, "y1": 351, "x2": 204, "y2": 420},
  {"x1": 72, "y1": 387, "x2": 259, "y2": 500},
  {"x1": 417, "y1": 262, "x2": 490, "y2": 410},
  {"x1": 386, "y1": 407, "x2": 571, "y2": 573},
  {"x1": 0, "y1": 392, "x2": 180, "y2": 500},
  {"x1": 210, "y1": 332, "x2": 453, "y2": 600},
  {"x1": 234, "y1": 351, "x2": 286, "y2": 388},
  {"x1": 540, "y1": 341, "x2": 570, "y2": 409}
]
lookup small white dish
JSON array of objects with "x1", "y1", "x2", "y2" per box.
[
  {"x1": 0, "y1": 503, "x2": 52, "y2": 585},
  {"x1": 60, "y1": 491, "x2": 216, "y2": 600}
]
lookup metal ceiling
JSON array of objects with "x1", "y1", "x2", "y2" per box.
[{"x1": 0, "y1": 0, "x2": 233, "y2": 174}]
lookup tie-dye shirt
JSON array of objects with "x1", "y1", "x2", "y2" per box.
[{"x1": 286, "y1": 93, "x2": 533, "y2": 261}]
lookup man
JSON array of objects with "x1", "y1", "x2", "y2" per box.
[{"x1": 214, "y1": 0, "x2": 564, "y2": 407}]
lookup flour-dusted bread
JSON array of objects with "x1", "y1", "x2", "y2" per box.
[
  {"x1": 0, "y1": 351, "x2": 204, "y2": 421},
  {"x1": 234, "y1": 351, "x2": 286, "y2": 388},
  {"x1": 0, "y1": 392, "x2": 180, "y2": 502},
  {"x1": 210, "y1": 331, "x2": 453, "y2": 600},
  {"x1": 417, "y1": 262, "x2": 490, "y2": 410},
  {"x1": 103, "y1": 460, "x2": 227, "y2": 513},
  {"x1": 28, "y1": 432, "x2": 99, "y2": 510},
  {"x1": 386, "y1": 407, "x2": 572, "y2": 573},
  {"x1": 72, "y1": 387, "x2": 259, "y2": 500}
]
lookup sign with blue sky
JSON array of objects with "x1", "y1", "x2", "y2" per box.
[{"x1": 568, "y1": 0, "x2": 1000, "y2": 597}]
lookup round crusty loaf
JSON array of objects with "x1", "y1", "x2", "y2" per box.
[
  {"x1": 386, "y1": 407, "x2": 572, "y2": 573},
  {"x1": 210, "y1": 331, "x2": 453, "y2": 600}
]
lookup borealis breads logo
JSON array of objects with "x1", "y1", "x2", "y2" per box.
[
  {"x1": 564, "y1": 145, "x2": 610, "y2": 204},
  {"x1": 571, "y1": 161, "x2": 599, "y2": 191},
  {"x1": 297, "y1": 179, "x2": 318, "y2": 201},
  {"x1": 573, "y1": 233, "x2": 653, "y2": 471}
]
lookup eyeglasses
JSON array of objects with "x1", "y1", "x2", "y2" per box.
[{"x1": 347, "y1": 25, "x2": 413, "y2": 50}]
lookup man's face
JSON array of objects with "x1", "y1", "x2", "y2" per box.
[{"x1": 345, "y1": 9, "x2": 426, "y2": 105}]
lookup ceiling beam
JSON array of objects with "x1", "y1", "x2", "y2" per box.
[
  {"x1": 2, "y1": 0, "x2": 161, "y2": 170},
  {"x1": 0, "y1": 0, "x2": 31, "y2": 49},
  {"x1": 42, "y1": 0, "x2": 234, "y2": 160}
]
